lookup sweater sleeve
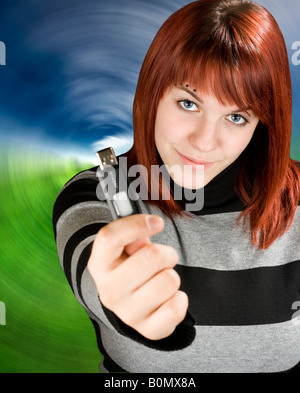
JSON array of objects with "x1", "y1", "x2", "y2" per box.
[{"x1": 52, "y1": 166, "x2": 196, "y2": 351}]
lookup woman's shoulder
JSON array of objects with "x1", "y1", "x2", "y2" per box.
[{"x1": 52, "y1": 165, "x2": 107, "y2": 236}]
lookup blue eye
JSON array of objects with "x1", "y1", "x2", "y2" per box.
[
  {"x1": 227, "y1": 114, "x2": 248, "y2": 125},
  {"x1": 178, "y1": 100, "x2": 198, "y2": 111}
]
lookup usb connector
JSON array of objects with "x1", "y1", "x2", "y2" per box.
[
  {"x1": 96, "y1": 147, "x2": 118, "y2": 170},
  {"x1": 96, "y1": 146, "x2": 141, "y2": 219}
]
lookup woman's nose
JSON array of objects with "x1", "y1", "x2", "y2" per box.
[{"x1": 188, "y1": 116, "x2": 218, "y2": 152}]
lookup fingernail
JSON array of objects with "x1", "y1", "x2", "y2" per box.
[{"x1": 146, "y1": 215, "x2": 164, "y2": 229}]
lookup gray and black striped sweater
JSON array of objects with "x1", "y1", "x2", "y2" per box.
[{"x1": 52, "y1": 155, "x2": 300, "y2": 373}]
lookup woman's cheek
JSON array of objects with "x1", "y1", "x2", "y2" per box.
[
  {"x1": 163, "y1": 119, "x2": 188, "y2": 142},
  {"x1": 156, "y1": 124, "x2": 177, "y2": 144}
]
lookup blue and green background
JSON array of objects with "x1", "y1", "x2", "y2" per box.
[{"x1": 0, "y1": 0, "x2": 300, "y2": 373}]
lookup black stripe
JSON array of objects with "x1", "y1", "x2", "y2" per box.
[
  {"x1": 62, "y1": 223, "x2": 106, "y2": 292},
  {"x1": 190, "y1": 197, "x2": 245, "y2": 216},
  {"x1": 52, "y1": 176, "x2": 100, "y2": 239},
  {"x1": 176, "y1": 260, "x2": 300, "y2": 326}
]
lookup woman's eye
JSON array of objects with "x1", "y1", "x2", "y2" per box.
[
  {"x1": 227, "y1": 114, "x2": 248, "y2": 125},
  {"x1": 178, "y1": 100, "x2": 198, "y2": 112}
]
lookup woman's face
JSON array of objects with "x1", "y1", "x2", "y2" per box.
[{"x1": 154, "y1": 84, "x2": 260, "y2": 189}]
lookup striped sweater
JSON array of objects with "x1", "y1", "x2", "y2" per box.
[{"x1": 52, "y1": 155, "x2": 300, "y2": 373}]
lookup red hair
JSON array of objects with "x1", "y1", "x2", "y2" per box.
[{"x1": 126, "y1": 0, "x2": 300, "y2": 249}]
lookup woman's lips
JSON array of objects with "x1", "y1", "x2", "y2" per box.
[{"x1": 177, "y1": 151, "x2": 215, "y2": 170}]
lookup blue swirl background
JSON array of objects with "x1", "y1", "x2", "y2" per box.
[
  {"x1": 0, "y1": 0, "x2": 299, "y2": 373},
  {"x1": 0, "y1": 0, "x2": 299, "y2": 161}
]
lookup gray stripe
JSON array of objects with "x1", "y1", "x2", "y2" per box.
[
  {"x1": 56, "y1": 201, "x2": 300, "y2": 272},
  {"x1": 149, "y1": 206, "x2": 300, "y2": 271},
  {"x1": 55, "y1": 201, "x2": 112, "y2": 267},
  {"x1": 97, "y1": 320, "x2": 300, "y2": 373},
  {"x1": 71, "y1": 236, "x2": 96, "y2": 305},
  {"x1": 81, "y1": 268, "x2": 115, "y2": 330}
]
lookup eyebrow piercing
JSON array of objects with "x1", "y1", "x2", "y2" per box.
[{"x1": 185, "y1": 84, "x2": 196, "y2": 92}]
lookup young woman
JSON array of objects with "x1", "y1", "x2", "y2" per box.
[{"x1": 53, "y1": 0, "x2": 300, "y2": 373}]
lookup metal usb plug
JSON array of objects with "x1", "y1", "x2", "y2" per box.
[
  {"x1": 96, "y1": 147, "x2": 118, "y2": 170},
  {"x1": 96, "y1": 147, "x2": 141, "y2": 219}
]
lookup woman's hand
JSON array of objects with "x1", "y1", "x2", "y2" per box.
[{"x1": 87, "y1": 214, "x2": 189, "y2": 341}]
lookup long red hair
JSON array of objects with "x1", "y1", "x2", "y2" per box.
[{"x1": 126, "y1": 0, "x2": 300, "y2": 249}]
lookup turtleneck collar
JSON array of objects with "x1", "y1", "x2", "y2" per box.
[{"x1": 167, "y1": 151, "x2": 246, "y2": 213}]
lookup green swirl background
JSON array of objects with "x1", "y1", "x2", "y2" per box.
[{"x1": 0, "y1": 143, "x2": 100, "y2": 373}]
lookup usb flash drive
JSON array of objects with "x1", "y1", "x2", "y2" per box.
[{"x1": 96, "y1": 147, "x2": 141, "y2": 220}]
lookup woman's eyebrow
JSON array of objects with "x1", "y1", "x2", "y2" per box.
[
  {"x1": 178, "y1": 86, "x2": 252, "y2": 115},
  {"x1": 179, "y1": 86, "x2": 203, "y2": 103},
  {"x1": 232, "y1": 107, "x2": 252, "y2": 116}
]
